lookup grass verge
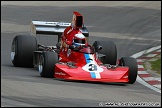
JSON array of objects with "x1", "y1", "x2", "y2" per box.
[{"x1": 150, "y1": 58, "x2": 161, "y2": 75}]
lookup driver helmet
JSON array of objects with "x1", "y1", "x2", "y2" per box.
[{"x1": 72, "y1": 33, "x2": 86, "y2": 47}]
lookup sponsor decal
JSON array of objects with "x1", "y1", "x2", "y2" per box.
[{"x1": 55, "y1": 72, "x2": 66, "y2": 76}]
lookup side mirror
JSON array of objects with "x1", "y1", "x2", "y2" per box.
[
  {"x1": 95, "y1": 45, "x2": 102, "y2": 52},
  {"x1": 97, "y1": 45, "x2": 102, "y2": 51},
  {"x1": 69, "y1": 45, "x2": 75, "y2": 50}
]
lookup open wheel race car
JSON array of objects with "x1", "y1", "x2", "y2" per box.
[{"x1": 11, "y1": 11, "x2": 137, "y2": 84}]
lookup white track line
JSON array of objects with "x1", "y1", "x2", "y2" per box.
[
  {"x1": 138, "y1": 65, "x2": 144, "y2": 68},
  {"x1": 136, "y1": 76, "x2": 161, "y2": 93},
  {"x1": 145, "y1": 54, "x2": 158, "y2": 57},
  {"x1": 138, "y1": 71, "x2": 149, "y2": 74},
  {"x1": 131, "y1": 45, "x2": 161, "y2": 93},
  {"x1": 142, "y1": 77, "x2": 158, "y2": 81},
  {"x1": 131, "y1": 45, "x2": 161, "y2": 58}
]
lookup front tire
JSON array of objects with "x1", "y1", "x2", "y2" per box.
[
  {"x1": 11, "y1": 35, "x2": 37, "y2": 67},
  {"x1": 119, "y1": 57, "x2": 138, "y2": 84},
  {"x1": 38, "y1": 51, "x2": 58, "y2": 78}
]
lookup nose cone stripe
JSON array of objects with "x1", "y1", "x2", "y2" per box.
[
  {"x1": 90, "y1": 72, "x2": 96, "y2": 78},
  {"x1": 84, "y1": 53, "x2": 91, "y2": 63},
  {"x1": 84, "y1": 54, "x2": 101, "y2": 79}
]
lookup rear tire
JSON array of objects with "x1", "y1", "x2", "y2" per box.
[
  {"x1": 11, "y1": 35, "x2": 37, "y2": 67},
  {"x1": 38, "y1": 51, "x2": 58, "y2": 78},
  {"x1": 93, "y1": 41, "x2": 117, "y2": 65},
  {"x1": 119, "y1": 57, "x2": 137, "y2": 84}
]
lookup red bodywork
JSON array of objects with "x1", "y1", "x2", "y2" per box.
[{"x1": 54, "y1": 11, "x2": 129, "y2": 83}]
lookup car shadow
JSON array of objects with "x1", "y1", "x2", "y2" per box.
[{"x1": 55, "y1": 78, "x2": 127, "y2": 86}]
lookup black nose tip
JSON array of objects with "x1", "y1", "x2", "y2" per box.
[{"x1": 87, "y1": 58, "x2": 93, "y2": 61}]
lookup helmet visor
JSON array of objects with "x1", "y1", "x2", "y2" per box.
[{"x1": 74, "y1": 38, "x2": 85, "y2": 44}]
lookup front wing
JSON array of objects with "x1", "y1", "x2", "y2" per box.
[{"x1": 54, "y1": 63, "x2": 129, "y2": 83}]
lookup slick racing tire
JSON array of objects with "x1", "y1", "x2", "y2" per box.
[
  {"x1": 119, "y1": 57, "x2": 138, "y2": 84},
  {"x1": 11, "y1": 35, "x2": 37, "y2": 67},
  {"x1": 38, "y1": 51, "x2": 58, "y2": 78},
  {"x1": 93, "y1": 41, "x2": 117, "y2": 65}
]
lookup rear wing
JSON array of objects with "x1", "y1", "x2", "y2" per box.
[{"x1": 30, "y1": 20, "x2": 89, "y2": 42}]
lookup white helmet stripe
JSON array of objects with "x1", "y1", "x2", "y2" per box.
[{"x1": 75, "y1": 33, "x2": 85, "y2": 39}]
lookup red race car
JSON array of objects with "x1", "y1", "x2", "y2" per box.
[{"x1": 11, "y1": 11, "x2": 137, "y2": 84}]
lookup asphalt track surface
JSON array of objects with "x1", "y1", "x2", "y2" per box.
[{"x1": 1, "y1": 1, "x2": 161, "y2": 107}]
